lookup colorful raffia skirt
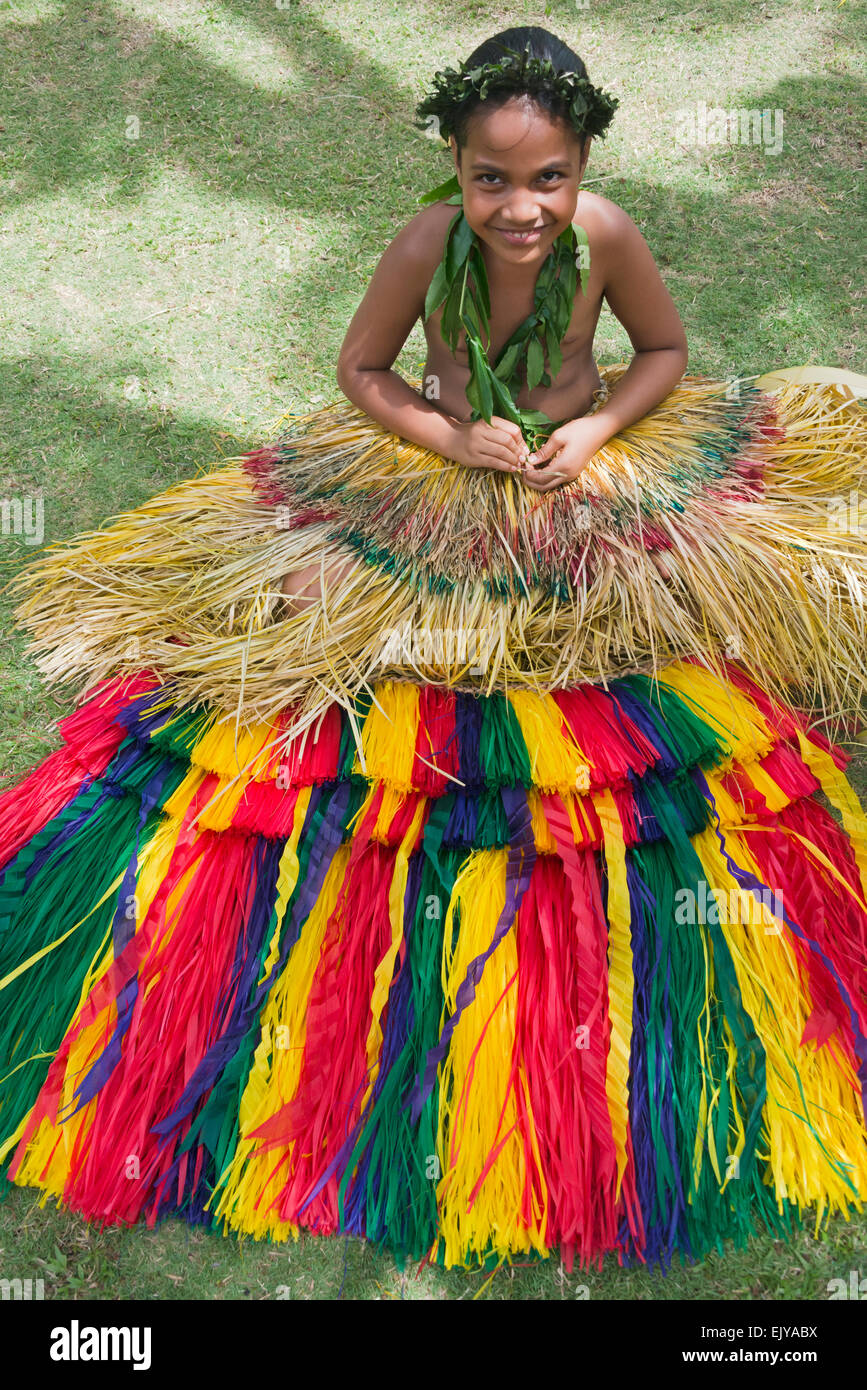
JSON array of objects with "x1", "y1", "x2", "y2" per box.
[{"x1": 1, "y1": 364, "x2": 866, "y2": 1271}]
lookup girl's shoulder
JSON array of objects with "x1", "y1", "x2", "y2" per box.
[
  {"x1": 572, "y1": 192, "x2": 661, "y2": 285},
  {"x1": 375, "y1": 202, "x2": 454, "y2": 296},
  {"x1": 399, "y1": 200, "x2": 463, "y2": 261},
  {"x1": 572, "y1": 190, "x2": 641, "y2": 242}
]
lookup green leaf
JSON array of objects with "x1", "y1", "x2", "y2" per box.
[
  {"x1": 546, "y1": 323, "x2": 563, "y2": 380},
  {"x1": 559, "y1": 255, "x2": 577, "y2": 310},
  {"x1": 535, "y1": 256, "x2": 556, "y2": 297},
  {"x1": 493, "y1": 342, "x2": 522, "y2": 380},
  {"x1": 426, "y1": 208, "x2": 462, "y2": 318},
  {"x1": 446, "y1": 213, "x2": 475, "y2": 279},
  {"x1": 423, "y1": 259, "x2": 450, "y2": 319},
  {"x1": 519, "y1": 408, "x2": 556, "y2": 426},
  {"x1": 570, "y1": 92, "x2": 589, "y2": 122},
  {"x1": 462, "y1": 302, "x2": 482, "y2": 341},
  {"x1": 489, "y1": 372, "x2": 521, "y2": 422},
  {"x1": 464, "y1": 365, "x2": 481, "y2": 416},
  {"x1": 548, "y1": 288, "x2": 567, "y2": 341},
  {"x1": 468, "y1": 245, "x2": 490, "y2": 323},
  {"x1": 441, "y1": 283, "x2": 463, "y2": 348},
  {"x1": 417, "y1": 173, "x2": 461, "y2": 205},
  {"x1": 469, "y1": 339, "x2": 494, "y2": 421},
  {"x1": 526, "y1": 336, "x2": 545, "y2": 391}
]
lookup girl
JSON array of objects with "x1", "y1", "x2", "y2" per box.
[
  {"x1": 282, "y1": 26, "x2": 687, "y2": 612},
  {"x1": 1, "y1": 26, "x2": 866, "y2": 1275}
]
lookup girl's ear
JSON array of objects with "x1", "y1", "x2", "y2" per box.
[{"x1": 449, "y1": 135, "x2": 460, "y2": 180}]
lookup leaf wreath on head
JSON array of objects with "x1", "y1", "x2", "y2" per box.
[{"x1": 413, "y1": 43, "x2": 619, "y2": 450}]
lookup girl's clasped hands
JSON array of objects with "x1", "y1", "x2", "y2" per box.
[{"x1": 451, "y1": 414, "x2": 600, "y2": 492}]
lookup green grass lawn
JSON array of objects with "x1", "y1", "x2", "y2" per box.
[
  {"x1": 2, "y1": 1185, "x2": 867, "y2": 1299},
  {"x1": 0, "y1": 0, "x2": 865, "y2": 1299}
]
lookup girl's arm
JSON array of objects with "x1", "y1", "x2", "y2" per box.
[
  {"x1": 525, "y1": 205, "x2": 688, "y2": 483},
  {"x1": 335, "y1": 212, "x2": 466, "y2": 459},
  {"x1": 579, "y1": 204, "x2": 689, "y2": 449}
]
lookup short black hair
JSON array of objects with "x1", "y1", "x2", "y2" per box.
[{"x1": 451, "y1": 27, "x2": 591, "y2": 156}]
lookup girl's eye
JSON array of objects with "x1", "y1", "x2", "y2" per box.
[{"x1": 477, "y1": 171, "x2": 563, "y2": 185}]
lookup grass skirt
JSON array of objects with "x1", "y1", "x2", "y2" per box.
[
  {"x1": 1, "y1": 366, "x2": 866, "y2": 1270},
  {"x1": 10, "y1": 364, "x2": 867, "y2": 735}
]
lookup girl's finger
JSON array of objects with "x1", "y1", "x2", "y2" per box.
[
  {"x1": 523, "y1": 471, "x2": 565, "y2": 491},
  {"x1": 529, "y1": 434, "x2": 562, "y2": 463},
  {"x1": 490, "y1": 416, "x2": 525, "y2": 443},
  {"x1": 480, "y1": 448, "x2": 521, "y2": 472},
  {"x1": 489, "y1": 420, "x2": 529, "y2": 459},
  {"x1": 483, "y1": 433, "x2": 526, "y2": 464},
  {"x1": 489, "y1": 428, "x2": 528, "y2": 462},
  {"x1": 528, "y1": 458, "x2": 564, "y2": 478}
]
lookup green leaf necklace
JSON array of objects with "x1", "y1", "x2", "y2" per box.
[{"x1": 419, "y1": 173, "x2": 591, "y2": 453}]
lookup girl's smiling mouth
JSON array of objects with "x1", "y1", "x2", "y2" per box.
[{"x1": 493, "y1": 226, "x2": 546, "y2": 244}]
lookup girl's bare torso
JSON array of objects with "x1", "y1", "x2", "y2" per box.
[{"x1": 420, "y1": 194, "x2": 606, "y2": 423}]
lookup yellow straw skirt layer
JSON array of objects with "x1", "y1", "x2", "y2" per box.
[{"x1": 8, "y1": 365, "x2": 867, "y2": 741}]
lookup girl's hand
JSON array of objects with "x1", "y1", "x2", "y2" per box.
[
  {"x1": 520, "y1": 419, "x2": 604, "y2": 492},
  {"x1": 449, "y1": 416, "x2": 530, "y2": 472}
]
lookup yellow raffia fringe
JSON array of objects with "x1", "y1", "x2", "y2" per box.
[
  {"x1": 656, "y1": 665, "x2": 775, "y2": 765},
  {"x1": 755, "y1": 366, "x2": 867, "y2": 397},
  {"x1": 7, "y1": 369, "x2": 866, "y2": 744},
  {"x1": 508, "y1": 691, "x2": 591, "y2": 794},
  {"x1": 740, "y1": 760, "x2": 790, "y2": 814},
  {"x1": 527, "y1": 789, "x2": 558, "y2": 853},
  {"x1": 719, "y1": 1023, "x2": 747, "y2": 1194},
  {"x1": 702, "y1": 771, "x2": 748, "y2": 827},
  {"x1": 433, "y1": 848, "x2": 549, "y2": 1268},
  {"x1": 354, "y1": 680, "x2": 419, "y2": 790},
  {"x1": 161, "y1": 767, "x2": 209, "y2": 825},
  {"x1": 694, "y1": 828, "x2": 867, "y2": 1213},
  {"x1": 214, "y1": 828, "x2": 344, "y2": 1239}
]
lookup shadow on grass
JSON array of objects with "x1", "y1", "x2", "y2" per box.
[
  {"x1": 0, "y1": 1, "x2": 862, "y2": 419},
  {"x1": 0, "y1": 350, "x2": 264, "y2": 548},
  {"x1": 1, "y1": 0, "x2": 419, "y2": 213}
]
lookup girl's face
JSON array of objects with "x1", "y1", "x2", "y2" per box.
[{"x1": 450, "y1": 96, "x2": 590, "y2": 266}]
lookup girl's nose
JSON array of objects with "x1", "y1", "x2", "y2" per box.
[{"x1": 505, "y1": 193, "x2": 540, "y2": 223}]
